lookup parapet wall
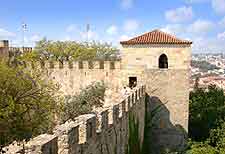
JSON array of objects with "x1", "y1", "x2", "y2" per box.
[
  {"x1": 25, "y1": 60, "x2": 121, "y2": 70},
  {"x1": 3, "y1": 86, "x2": 146, "y2": 154},
  {"x1": 25, "y1": 60, "x2": 122, "y2": 95},
  {"x1": 9, "y1": 47, "x2": 33, "y2": 53}
]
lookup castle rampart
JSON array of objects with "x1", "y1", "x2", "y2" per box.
[
  {"x1": 3, "y1": 86, "x2": 146, "y2": 154},
  {"x1": 25, "y1": 60, "x2": 123, "y2": 95},
  {"x1": 24, "y1": 60, "x2": 121, "y2": 69},
  {"x1": 2, "y1": 29, "x2": 191, "y2": 153}
]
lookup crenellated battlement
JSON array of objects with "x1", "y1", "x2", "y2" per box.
[
  {"x1": 3, "y1": 86, "x2": 146, "y2": 154},
  {"x1": 25, "y1": 60, "x2": 121, "y2": 70},
  {"x1": 9, "y1": 47, "x2": 33, "y2": 52},
  {"x1": 23, "y1": 60, "x2": 123, "y2": 95}
]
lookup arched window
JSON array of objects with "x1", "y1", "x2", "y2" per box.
[{"x1": 159, "y1": 54, "x2": 168, "y2": 69}]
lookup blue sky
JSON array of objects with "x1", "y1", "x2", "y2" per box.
[{"x1": 1, "y1": 0, "x2": 225, "y2": 52}]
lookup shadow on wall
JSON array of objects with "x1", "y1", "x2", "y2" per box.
[{"x1": 143, "y1": 94, "x2": 188, "y2": 154}]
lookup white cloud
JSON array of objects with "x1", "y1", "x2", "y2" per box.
[
  {"x1": 65, "y1": 24, "x2": 99, "y2": 41},
  {"x1": 185, "y1": 0, "x2": 209, "y2": 3},
  {"x1": 192, "y1": 36, "x2": 225, "y2": 52},
  {"x1": 63, "y1": 35, "x2": 72, "y2": 41},
  {"x1": 219, "y1": 16, "x2": 225, "y2": 27},
  {"x1": 119, "y1": 35, "x2": 130, "y2": 41},
  {"x1": 188, "y1": 19, "x2": 214, "y2": 35},
  {"x1": 106, "y1": 25, "x2": 118, "y2": 35},
  {"x1": 81, "y1": 30, "x2": 99, "y2": 41},
  {"x1": 161, "y1": 19, "x2": 214, "y2": 38},
  {"x1": 30, "y1": 34, "x2": 41, "y2": 42},
  {"x1": 165, "y1": 6, "x2": 193, "y2": 23},
  {"x1": 24, "y1": 36, "x2": 29, "y2": 44},
  {"x1": 121, "y1": 0, "x2": 134, "y2": 9},
  {"x1": 0, "y1": 28, "x2": 16, "y2": 39},
  {"x1": 88, "y1": 31, "x2": 98, "y2": 40},
  {"x1": 66, "y1": 24, "x2": 77, "y2": 33},
  {"x1": 160, "y1": 24, "x2": 186, "y2": 35},
  {"x1": 160, "y1": 23, "x2": 225, "y2": 52},
  {"x1": 217, "y1": 31, "x2": 225, "y2": 40},
  {"x1": 15, "y1": 34, "x2": 42, "y2": 47},
  {"x1": 123, "y1": 19, "x2": 139, "y2": 32},
  {"x1": 212, "y1": 0, "x2": 225, "y2": 14}
]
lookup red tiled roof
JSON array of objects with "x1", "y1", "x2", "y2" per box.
[{"x1": 120, "y1": 29, "x2": 192, "y2": 45}]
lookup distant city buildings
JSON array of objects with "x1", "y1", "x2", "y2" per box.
[{"x1": 191, "y1": 53, "x2": 225, "y2": 92}]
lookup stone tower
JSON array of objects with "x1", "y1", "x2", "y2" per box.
[{"x1": 120, "y1": 29, "x2": 192, "y2": 151}]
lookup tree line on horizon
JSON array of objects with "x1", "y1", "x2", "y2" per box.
[{"x1": 10, "y1": 38, "x2": 120, "y2": 64}]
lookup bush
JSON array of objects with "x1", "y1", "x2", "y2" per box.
[
  {"x1": 187, "y1": 142, "x2": 218, "y2": 154},
  {"x1": 61, "y1": 81, "x2": 106, "y2": 122}
]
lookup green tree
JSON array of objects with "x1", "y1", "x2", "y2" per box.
[
  {"x1": 0, "y1": 61, "x2": 61, "y2": 147},
  {"x1": 61, "y1": 81, "x2": 106, "y2": 122},
  {"x1": 208, "y1": 122, "x2": 225, "y2": 153},
  {"x1": 34, "y1": 37, "x2": 50, "y2": 52},
  {"x1": 189, "y1": 85, "x2": 225, "y2": 141},
  {"x1": 33, "y1": 38, "x2": 119, "y2": 61},
  {"x1": 87, "y1": 41, "x2": 119, "y2": 60},
  {"x1": 187, "y1": 142, "x2": 218, "y2": 154},
  {"x1": 186, "y1": 118, "x2": 225, "y2": 154}
]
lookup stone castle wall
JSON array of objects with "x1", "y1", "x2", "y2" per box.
[
  {"x1": 9, "y1": 47, "x2": 33, "y2": 53},
  {"x1": 120, "y1": 44, "x2": 191, "y2": 128},
  {"x1": 145, "y1": 69, "x2": 189, "y2": 151},
  {"x1": 120, "y1": 44, "x2": 191, "y2": 70},
  {"x1": 3, "y1": 86, "x2": 146, "y2": 154},
  {"x1": 26, "y1": 60, "x2": 123, "y2": 95},
  {"x1": 120, "y1": 44, "x2": 191, "y2": 152}
]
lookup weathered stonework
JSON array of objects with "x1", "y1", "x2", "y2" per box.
[
  {"x1": 121, "y1": 43, "x2": 191, "y2": 152},
  {"x1": 3, "y1": 86, "x2": 146, "y2": 154},
  {"x1": 36, "y1": 61, "x2": 122, "y2": 95}
]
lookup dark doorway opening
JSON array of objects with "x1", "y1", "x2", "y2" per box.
[
  {"x1": 129, "y1": 77, "x2": 137, "y2": 88},
  {"x1": 159, "y1": 54, "x2": 168, "y2": 69}
]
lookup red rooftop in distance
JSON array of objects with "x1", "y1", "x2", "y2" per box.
[{"x1": 120, "y1": 29, "x2": 192, "y2": 45}]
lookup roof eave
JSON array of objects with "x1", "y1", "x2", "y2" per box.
[{"x1": 120, "y1": 42, "x2": 193, "y2": 45}]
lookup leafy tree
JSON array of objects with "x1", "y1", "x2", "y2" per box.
[
  {"x1": 208, "y1": 122, "x2": 225, "y2": 152},
  {"x1": 186, "y1": 142, "x2": 218, "y2": 154},
  {"x1": 189, "y1": 85, "x2": 225, "y2": 141},
  {"x1": 0, "y1": 61, "x2": 61, "y2": 147},
  {"x1": 34, "y1": 37, "x2": 50, "y2": 53},
  {"x1": 61, "y1": 81, "x2": 106, "y2": 122},
  {"x1": 33, "y1": 38, "x2": 119, "y2": 61},
  {"x1": 88, "y1": 41, "x2": 120, "y2": 60},
  {"x1": 185, "y1": 121, "x2": 225, "y2": 154}
]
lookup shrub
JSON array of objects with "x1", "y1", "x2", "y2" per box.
[{"x1": 61, "y1": 81, "x2": 106, "y2": 122}]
